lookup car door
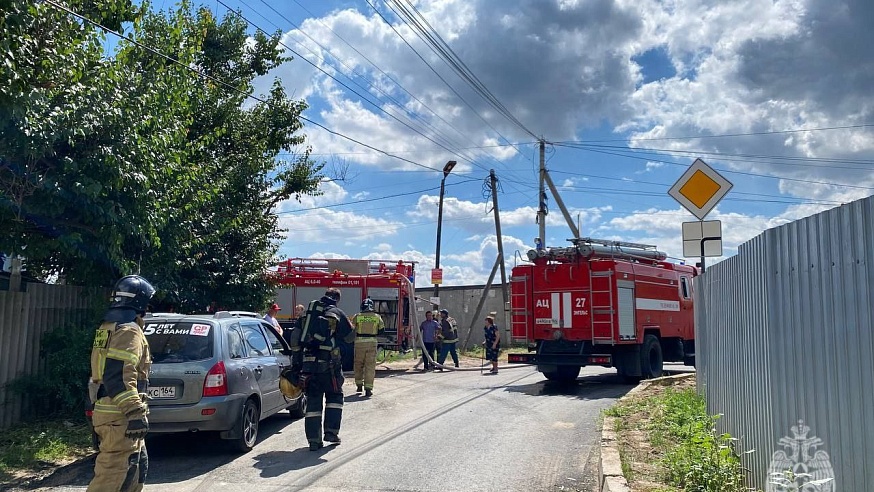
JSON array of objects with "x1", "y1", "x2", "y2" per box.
[
  {"x1": 258, "y1": 321, "x2": 293, "y2": 414},
  {"x1": 239, "y1": 321, "x2": 283, "y2": 415}
]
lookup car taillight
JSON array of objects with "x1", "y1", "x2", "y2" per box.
[{"x1": 203, "y1": 361, "x2": 228, "y2": 397}]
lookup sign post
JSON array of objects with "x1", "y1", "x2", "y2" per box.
[{"x1": 668, "y1": 158, "x2": 733, "y2": 272}]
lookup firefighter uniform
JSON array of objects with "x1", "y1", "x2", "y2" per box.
[
  {"x1": 351, "y1": 299, "x2": 384, "y2": 396},
  {"x1": 291, "y1": 289, "x2": 354, "y2": 451},
  {"x1": 87, "y1": 275, "x2": 155, "y2": 492}
]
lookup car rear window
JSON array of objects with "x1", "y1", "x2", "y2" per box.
[{"x1": 144, "y1": 321, "x2": 214, "y2": 363}]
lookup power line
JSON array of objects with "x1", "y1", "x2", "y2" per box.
[
  {"x1": 224, "y1": 0, "x2": 494, "y2": 173},
  {"x1": 553, "y1": 123, "x2": 874, "y2": 144},
  {"x1": 281, "y1": 0, "x2": 530, "y2": 176},
  {"x1": 45, "y1": 0, "x2": 448, "y2": 175},
  {"x1": 552, "y1": 143, "x2": 874, "y2": 191},
  {"x1": 561, "y1": 142, "x2": 874, "y2": 169},
  {"x1": 387, "y1": 0, "x2": 539, "y2": 140},
  {"x1": 364, "y1": 0, "x2": 530, "y2": 162}
]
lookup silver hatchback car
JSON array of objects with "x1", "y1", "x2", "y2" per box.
[{"x1": 142, "y1": 311, "x2": 305, "y2": 452}]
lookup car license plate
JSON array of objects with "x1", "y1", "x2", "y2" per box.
[{"x1": 148, "y1": 386, "x2": 176, "y2": 399}]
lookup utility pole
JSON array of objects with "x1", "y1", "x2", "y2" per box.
[
  {"x1": 537, "y1": 139, "x2": 547, "y2": 249},
  {"x1": 489, "y1": 170, "x2": 509, "y2": 316}
]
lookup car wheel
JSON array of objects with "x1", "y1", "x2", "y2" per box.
[
  {"x1": 233, "y1": 399, "x2": 260, "y2": 453},
  {"x1": 289, "y1": 392, "x2": 307, "y2": 419}
]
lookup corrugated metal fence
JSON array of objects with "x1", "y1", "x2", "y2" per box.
[
  {"x1": 696, "y1": 196, "x2": 874, "y2": 491},
  {"x1": 0, "y1": 284, "x2": 100, "y2": 428}
]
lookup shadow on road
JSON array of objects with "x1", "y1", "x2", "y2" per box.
[
  {"x1": 504, "y1": 367, "x2": 694, "y2": 401},
  {"x1": 504, "y1": 371, "x2": 635, "y2": 401},
  {"x1": 251, "y1": 446, "x2": 337, "y2": 478},
  {"x1": 11, "y1": 413, "x2": 299, "y2": 489},
  {"x1": 145, "y1": 414, "x2": 298, "y2": 484}
]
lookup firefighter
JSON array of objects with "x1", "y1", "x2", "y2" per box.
[
  {"x1": 436, "y1": 308, "x2": 460, "y2": 370},
  {"x1": 289, "y1": 288, "x2": 354, "y2": 451},
  {"x1": 351, "y1": 297, "x2": 384, "y2": 397},
  {"x1": 87, "y1": 275, "x2": 156, "y2": 492}
]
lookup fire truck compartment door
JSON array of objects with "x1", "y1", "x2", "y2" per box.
[
  {"x1": 618, "y1": 287, "x2": 636, "y2": 339},
  {"x1": 367, "y1": 287, "x2": 398, "y2": 300}
]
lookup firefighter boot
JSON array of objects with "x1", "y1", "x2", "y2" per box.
[
  {"x1": 324, "y1": 433, "x2": 341, "y2": 445},
  {"x1": 309, "y1": 441, "x2": 323, "y2": 451},
  {"x1": 356, "y1": 384, "x2": 363, "y2": 393},
  {"x1": 364, "y1": 389, "x2": 372, "y2": 397}
]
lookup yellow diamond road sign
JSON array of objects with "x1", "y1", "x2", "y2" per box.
[{"x1": 668, "y1": 158, "x2": 733, "y2": 220}]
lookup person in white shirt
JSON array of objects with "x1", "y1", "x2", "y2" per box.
[{"x1": 264, "y1": 303, "x2": 283, "y2": 337}]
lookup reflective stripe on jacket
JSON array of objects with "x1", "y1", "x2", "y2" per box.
[
  {"x1": 352, "y1": 312, "x2": 384, "y2": 337},
  {"x1": 90, "y1": 320, "x2": 150, "y2": 425}
]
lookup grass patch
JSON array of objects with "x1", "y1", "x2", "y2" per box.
[
  {"x1": 0, "y1": 419, "x2": 93, "y2": 482},
  {"x1": 605, "y1": 381, "x2": 754, "y2": 492},
  {"x1": 377, "y1": 348, "x2": 417, "y2": 363}
]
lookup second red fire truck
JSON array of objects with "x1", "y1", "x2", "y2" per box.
[
  {"x1": 508, "y1": 237, "x2": 697, "y2": 381},
  {"x1": 272, "y1": 258, "x2": 416, "y2": 353}
]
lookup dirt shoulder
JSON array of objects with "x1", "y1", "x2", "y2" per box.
[{"x1": 605, "y1": 374, "x2": 697, "y2": 492}]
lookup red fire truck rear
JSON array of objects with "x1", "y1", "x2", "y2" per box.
[
  {"x1": 272, "y1": 258, "x2": 416, "y2": 352},
  {"x1": 507, "y1": 237, "x2": 697, "y2": 381}
]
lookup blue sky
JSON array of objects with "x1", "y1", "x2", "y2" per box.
[{"x1": 174, "y1": 0, "x2": 873, "y2": 288}]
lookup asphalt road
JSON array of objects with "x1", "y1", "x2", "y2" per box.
[{"x1": 19, "y1": 364, "x2": 653, "y2": 492}]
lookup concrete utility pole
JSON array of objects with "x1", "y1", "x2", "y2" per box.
[
  {"x1": 489, "y1": 170, "x2": 509, "y2": 314},
  {"x1": 537, "y1": 140, "x2": 547, "y2": 249}
]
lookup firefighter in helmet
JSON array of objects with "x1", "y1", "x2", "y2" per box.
[
  {"x1": 87, "y1": 275, "x2": 155, "y2": 492},
  {"x1": 289, "y1": 287, "x2": 354, "y2": 451},
  {"x1": 351, "y1": 297, "x2": 384, "y2": 397}
]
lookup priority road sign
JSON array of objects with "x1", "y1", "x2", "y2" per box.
[{"x1": 668, "y1": 158, "x2": 733, "y2": 220}]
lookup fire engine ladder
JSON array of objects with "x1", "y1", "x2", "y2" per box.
[
  {"x1": 509, "y1": 274, "x2": 531, "y2": 344},
  {"x1": 589, "y1": 268, "x2": 616, "y2": 345}
]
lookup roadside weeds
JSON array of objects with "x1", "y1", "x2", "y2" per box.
[{"x1": 601, "y1": 374, "x2": 756, "y2": 492}]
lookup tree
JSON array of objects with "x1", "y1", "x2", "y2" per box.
[{"x1": 0, "y1": 1, "x2": 322, "y2": 310}]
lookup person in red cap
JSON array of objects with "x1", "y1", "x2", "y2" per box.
[{"x1": 264, "y1": 302, "x2": 283, "y2": 337}]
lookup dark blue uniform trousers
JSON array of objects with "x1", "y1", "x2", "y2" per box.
[{"x1": 304, "y1": 371, "x2": 344, "y2": 444}]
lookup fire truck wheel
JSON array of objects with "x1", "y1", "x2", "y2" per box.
[{"x1": 641, "y1": 334, "x2": 664, "y2": 379}]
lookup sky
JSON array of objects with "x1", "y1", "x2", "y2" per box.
[{"x1": 194, "y1": 0, "x2": 873, "y2": 289}]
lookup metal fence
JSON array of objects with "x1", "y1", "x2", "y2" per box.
[
  {"x1": 0, "y1": 284, "x2": 99, "y2": 428},
  {"x1": 695, "y1": 196, "x2": 874, "y2": 491}
]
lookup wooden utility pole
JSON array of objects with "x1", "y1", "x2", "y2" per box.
[
  {"x1": 537, "y1": 140, "x2": 547, "y2": 249},
  {"x1": 489, "y1": 170, "x2": 509, "y2": 313}
]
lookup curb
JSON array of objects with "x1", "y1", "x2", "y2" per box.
[{"x1": 598, "y1": 373, "x2": 696, "y2": 492}]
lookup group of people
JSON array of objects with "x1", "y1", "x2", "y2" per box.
[
  {"x1": 87, "y1": 276, "x2": 502, "y2": 490},
  {"x1": 418, "y1": 308, "x2": 501, "y2": 374}
]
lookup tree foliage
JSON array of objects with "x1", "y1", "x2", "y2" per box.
[{"x1": 0, "y1": 0, "x2": 322, "y2": 311}]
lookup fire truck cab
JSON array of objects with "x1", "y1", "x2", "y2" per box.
[
  {"x1": 272, "y1": 258, "x2": 416, "y2": 366},
  {"x1": 508, "y1": 238, "x2": 697, "y2": 382}
]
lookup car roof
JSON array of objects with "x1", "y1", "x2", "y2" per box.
[{"x1": 144, "y1": 311, "x2": 264, "y2": 324}]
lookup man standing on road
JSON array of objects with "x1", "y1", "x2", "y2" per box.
[
  {"x1": 351, "y1": 298, "x2": 384, "y2": 397},
  {"x1": 87, "y1": 275, "x2": 155, "y2": 492},
  {"x1": 418, "y1": 311, "x2": 440, "y2": 371},
  {"x1": 290, "y1": 288, "x2": 354, "y2": 451},
  {"x1": 436, "y1": 308, "x2": 460, "y2": 370}
]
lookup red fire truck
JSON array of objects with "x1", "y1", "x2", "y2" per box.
[
  {"x1": 507, "y1": 237, "x2": 697, "y2": 381},
  {"x1": 272, "y1": 258, "x2": 416, "y2": 353}
]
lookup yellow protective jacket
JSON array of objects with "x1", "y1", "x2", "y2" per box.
[
  {"x1": 351, "y1": 311, "x2": 384, "y2": 339},
  {"x1": 90, "y1": 320, "x2": 151, "y2": 426}
]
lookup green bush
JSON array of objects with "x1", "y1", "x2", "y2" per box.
[
  {"x1": 653, "y1": 388, "x2": 749, "y2": 492},
  {"x1": 9, "y1": 317, "x2": 99, "y2": 420}
]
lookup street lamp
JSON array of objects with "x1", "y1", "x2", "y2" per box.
[{"x1": 433, "y1": 160, "x2": 456, "y2": 307}]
